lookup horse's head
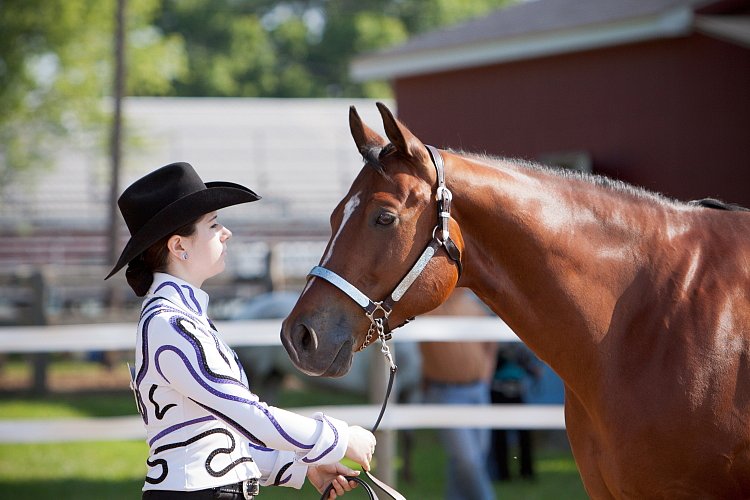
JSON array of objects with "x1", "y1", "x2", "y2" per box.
[{"x1": 281, "y1": 102, "x2": 463, "y2": 377}]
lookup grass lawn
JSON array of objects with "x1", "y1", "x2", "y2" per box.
[
  {"x1": 0, "y1": 435, "x2": 586, "y2": 499},
  {"x1": 0, "y1": 359, "x2": 587, "y2": 498}
]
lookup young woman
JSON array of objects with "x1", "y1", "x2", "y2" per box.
[{"x1": 105, "y1": 162, "x2": 375, "y2": 499}]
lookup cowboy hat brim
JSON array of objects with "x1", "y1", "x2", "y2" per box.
[{"x1": 105, "y1": 181, "x2": 259, "y2": 280}]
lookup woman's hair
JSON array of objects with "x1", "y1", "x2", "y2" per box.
[{"x1": 125, "y1": 220, "x2": 198, "y2": 296}]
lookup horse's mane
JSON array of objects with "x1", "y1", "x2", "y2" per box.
[
  {"x1": 361, "y1": 145, "x2": 393, "y2": 180},
  {"x1": 360, "y1": 146, "x2": 747, "y2": 212},
  {"x1": 687, "y1": 198, "x2": 750, "y2": 212},
  {"x1": 457, "y1": 150, "x2": 692, "y2": 210}
]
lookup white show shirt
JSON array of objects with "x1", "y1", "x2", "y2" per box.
[{"x1": 131, "y1": 273, "x2": 348, "y2": 492}]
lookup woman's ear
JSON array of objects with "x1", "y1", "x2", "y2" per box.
[{"x1": 167, "y1": 234, "x2": 187, "y2": 261}]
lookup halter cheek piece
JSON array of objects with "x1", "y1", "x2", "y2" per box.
[{"x1": 308, "y1": 145, "x2": 462, "y2": 353}]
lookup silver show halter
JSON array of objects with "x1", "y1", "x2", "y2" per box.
[
  {"x1": 307, "y1": 144, "x2": 462, "y2": 354},
  {"x1": 314, "y1": 144, "x2": 461, "y2": 500}
]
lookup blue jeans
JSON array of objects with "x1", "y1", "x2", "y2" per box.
[{"x1": 424, "y1": 380, "x2": 496, "y2": 500}]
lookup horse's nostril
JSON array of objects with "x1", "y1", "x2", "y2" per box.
[{"x1": 294, "y1": 323, "x2": 318, "y2": 354}]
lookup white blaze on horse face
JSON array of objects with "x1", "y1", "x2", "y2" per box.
[
  {"x1": 301, "y1": 192, "x2": 362, "y2": 297},
  {"x1": 322, "y1": 191, "x2": 361, "y2": 266}
]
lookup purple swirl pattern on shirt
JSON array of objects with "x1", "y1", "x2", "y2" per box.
[
  {"x1": 205, "y1": 321, "x2": 232, "y2": 368},
  {"x1": 154, "y1": 281, "x2": 201, "y2": 315},
  {"x1": 301, "y1": 414, "x2": 340, "y2": 463},
  {"x1": 136, "y1": 299, "x2": 204, "y2": 424},
  {"x1": 180, "y1": 284, "x2": 203, "y2": 315},
  {"x1": 151, "y1": 428, "x2": 254, "y2": 480},
  {"x1": 171, "y1": 316, "x2": 245, "y2": 387},
  {"x1": 142, "y1": 298, "x2": 203, "y2": 326},
  {"x1": 148, "y1": 415, "x2": 217, "y2": 447},
  {"x1": 154, "y1": 344, "x2": 317, "y2": 451},
  {"x1": 247, "y1": 442, "x2": 275, "y2": 453},
  {"x1": 135, "y1": 305, "x2": 166, "y2": 425},
  {"x1": 143, "y1": 299, "x2": 232, "y2": 374},
  {"x1": 140, "y1": 296, "x2": 164, "y2": 320},
  {"x1": 191, "y1": 398, "x2": 267, "y2": 448}
]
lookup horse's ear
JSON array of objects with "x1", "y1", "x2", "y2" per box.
[
  {"x1": 376, "y1": 102, "x2": 427, "y2": 162},
  {"x1": 350, "y1": 105, "x2": 386, "y2": 155}
]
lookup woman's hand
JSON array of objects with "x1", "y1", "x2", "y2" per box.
[
  {"x1": 345, "y1": 425, "x2": 376, "y2": 471},
  {"x1": 308, "y1": 463, "x2": 360, "y2": 499}
]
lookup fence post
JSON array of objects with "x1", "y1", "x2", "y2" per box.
[{"x1": 26, "y1": 270, "x2": 49, "y2": 395}]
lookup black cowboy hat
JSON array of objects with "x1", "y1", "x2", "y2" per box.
[{"x1": 105, "y1": 162, "x2": 260, "y2": 279}]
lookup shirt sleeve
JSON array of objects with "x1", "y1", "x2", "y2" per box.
[
  {"x1": 147, "y1": 313, "x2": 349, "y2": 486},
  {"x1": 250, "y1": 449, "x2": 308, "y2": 489}
]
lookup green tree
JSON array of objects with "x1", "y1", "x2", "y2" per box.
[
  {"x1": 0, "y1": 0, "x2": 186, "y2": 185},
  {"x1": 0, "y1": 0, "x2": 516, "y2": 185},
  {"x1": 151, "y1": 0, "x2": 516, "y2": 99}
]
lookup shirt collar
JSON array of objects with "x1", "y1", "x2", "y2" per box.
[{"x1": 148, "y1": 272, "x2": 210, "y2": 317}]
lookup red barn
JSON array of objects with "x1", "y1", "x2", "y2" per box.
[{"x1": 352, "y1": 0, "x2": 750, "y2": 206}]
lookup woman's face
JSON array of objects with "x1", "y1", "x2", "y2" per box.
[{"x1": 184, "y1": 211, "x2": 232, "y2": 284}]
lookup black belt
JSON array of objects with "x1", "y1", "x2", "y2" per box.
[
  {"x1": 213, "y1": 480, "x2": 256, "y2": 499},
  {"x1": 143, "y1": 478, "x2": 258, "y2": 499}
]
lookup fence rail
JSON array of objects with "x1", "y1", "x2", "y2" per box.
[
  {"x1": 0, "y1": 316, "x2": 521, "y2": 353},
  {"x1": 0, "y1": 404, "x2": 565, "y2": 444},
  {"x1": 0, "y1": 317, "x2": 565, "y2": 449}
]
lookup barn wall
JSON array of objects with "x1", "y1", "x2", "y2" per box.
[{"x1": 394, "y1": 34, "x2": 750, "y2": 206}]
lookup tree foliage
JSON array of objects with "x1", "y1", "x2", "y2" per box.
[
  {"x1": 0, "y1": 0, "x2": 184, "y2": 184},
  {"x1": 150, "y1": 0, "x2": 515, "y2": 98},
  {"x1": 0, "y1": 0, "x2": 514, "y2": 181}
]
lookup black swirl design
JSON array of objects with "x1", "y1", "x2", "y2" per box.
[
  {"x1": 148, "y1": 384, "x2": 177, "y2": 420},
  {"x1": 145, "y1": 457, "x2": 168, "y2": 484},
  {"x1": 274, "y1": 462, "x2": 293, "y2": 486},
  {"x1": 173, "y1": 317, "x2": 243, "y2": 385},
  {"x1": 205, "y1": 432, "x2": 255, "y2": 477},
  {"x1": 190, "y1": 398, "x2": 267, "y2": 448},
  {"x1": 152, "y1": 428, "x2": 254, "y2": 479}
]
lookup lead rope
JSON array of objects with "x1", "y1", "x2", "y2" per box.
[{"x1": 320, "y1": 322, "x2": 404, "y2": 500}]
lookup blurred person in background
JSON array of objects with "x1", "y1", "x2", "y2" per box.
[
  {"x1": 420, "y1": 289, "x2": 498, "y2": 500},
  {"x1": 488, "y1": 343, "x2": 541, "y2": 482},
  {"x1": 106, "y1": 162, "x2": 374, "y2": 499}
]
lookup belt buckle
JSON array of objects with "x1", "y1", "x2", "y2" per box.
[{"x1": 242, "y1": 478, "x2": 259, "y2": 499}]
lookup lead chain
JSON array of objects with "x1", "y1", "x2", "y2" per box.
[{"x1": 359, "y1": 318, "x2": 381, "y2": 351}]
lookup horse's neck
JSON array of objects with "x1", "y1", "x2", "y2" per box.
[{"x1": 450, "y1": 156, "x2": 655, "y2": 389}]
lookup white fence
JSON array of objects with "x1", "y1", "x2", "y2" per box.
[
  {"x1": 0, "y1": 316, "x2": 520, "y2": 353},
  {"x1": 0, "y1": 317, "x2": 566, "y2": 444}
]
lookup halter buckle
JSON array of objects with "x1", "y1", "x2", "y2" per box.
[
  {"x1": 360, "y1": 302, "x2": 392, "y2": 351},
  {"x1": 366, "y1": 301, "x2": 391, "y2": 323},
  {"x1": 436, "y1": 185, "x2": 452, "y2": 203}
]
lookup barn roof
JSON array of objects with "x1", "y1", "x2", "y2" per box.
[{"x1": 351, "y1": 0, "x2": 750, "y2": 81}]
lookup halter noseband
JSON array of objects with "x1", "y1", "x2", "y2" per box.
[{"x1": 307, "y1": 145, "x2": 462, "y2": 353}]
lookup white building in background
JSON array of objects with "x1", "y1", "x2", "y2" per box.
[
  {"x1": 0, "y1": 98, "x2": 391, "y2": 279},
  {"x1": 1, "y1": 98, "x2": 390, "y2": 233}
]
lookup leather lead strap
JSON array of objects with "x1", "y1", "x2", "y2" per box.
[{"x1": 320, "y1": 367, "x2": 402, "y2": 500}]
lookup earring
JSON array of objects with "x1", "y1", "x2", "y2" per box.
[{"x1": 182, "y1": 252, "x2": 189, "y2": 260}]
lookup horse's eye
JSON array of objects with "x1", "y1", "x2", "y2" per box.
[{"x1": 376, "y1": 212, "x2": 397, "y2": 226}]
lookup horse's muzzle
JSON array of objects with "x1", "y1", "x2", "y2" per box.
[{"x1": 280, "y1": 318, "x2": 353, "y2": 377}]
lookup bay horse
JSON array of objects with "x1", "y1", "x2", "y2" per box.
[{"x1": 280, "y1": 102, "x2": 750, "y2": 498}]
